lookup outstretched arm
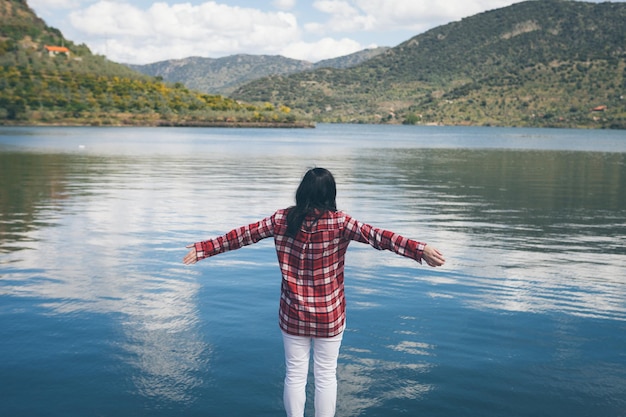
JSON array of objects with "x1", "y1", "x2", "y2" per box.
[
  {"x1": 183, "y1": 215, "x2": 275, "y2": 265},
  {"x1": 343, "y1": 215, "x2": 445, "y2": 267}
]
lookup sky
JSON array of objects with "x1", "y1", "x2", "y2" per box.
[{"x1": 27, "y1": 0, "x2": 623, "y2": 65}]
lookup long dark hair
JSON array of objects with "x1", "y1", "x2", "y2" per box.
[{"x1": 286, "y1": 168, "x2": 337, "y2": 237}]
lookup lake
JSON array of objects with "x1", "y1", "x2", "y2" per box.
[{"x1": 1, "y1": 124, "x2": 625, "y2": 417}]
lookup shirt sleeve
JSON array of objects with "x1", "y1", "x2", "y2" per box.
[
  {"x1": 342, "y1": 214, "x2": 425, "y2": 264},
  {"x1": 193, "y1": 214, "x2": 275, "y2": 261}
]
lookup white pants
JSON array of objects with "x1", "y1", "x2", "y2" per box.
[{"x1": 282, "y1": 331, "x2": 344, "y2": 417}]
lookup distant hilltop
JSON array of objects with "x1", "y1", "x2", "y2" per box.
[{"x1": 128, "y1": 48, "x2": 390, "y2": 96}]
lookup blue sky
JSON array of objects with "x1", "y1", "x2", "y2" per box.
[{"x1": 28, "y1": 0, "x2": 624, "y2": 65}]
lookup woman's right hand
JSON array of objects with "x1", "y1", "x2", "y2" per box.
[{"x1": 183, "y1": 244, "x2": 198, "y2": 265}]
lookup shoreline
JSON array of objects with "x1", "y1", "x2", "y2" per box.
[{"x1": 0, "y1": 120, "x2": 316, "y2": 129}]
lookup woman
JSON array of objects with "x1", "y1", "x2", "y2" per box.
[{"x1": 183, "y1": 167, "x2": 445, "y2": 417}]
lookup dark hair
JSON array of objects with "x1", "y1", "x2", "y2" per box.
[{"x1": 286, "y1": 168, "x2": 337, "y2": 237}]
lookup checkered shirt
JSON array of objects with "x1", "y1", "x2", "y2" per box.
[{"x1": 193, "y1": 209, "x2": 426, "y2": 338}]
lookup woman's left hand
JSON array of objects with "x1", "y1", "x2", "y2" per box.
[{"x1": 423, "y1": 245, "x2": 445, "y2": 267}]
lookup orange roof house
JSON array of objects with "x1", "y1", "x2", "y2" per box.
[
  {"x1": 44, "y1": 45, "x2": 70, "y2": 57},
  {"x1": 592, "y1": 105, "x2": 607, "y2": 112}
]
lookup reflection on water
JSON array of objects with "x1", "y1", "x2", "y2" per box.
[
  {"x1": 1, "y1": 150, "x2": 211, "y2": 408},
  {"x1": 416, "y1": 150, "x2": 626, "y2": 321},
  {"x1": 337, "y1": 347, "x2": 433, "y2": 416},
  {"x1": 118, "y1": 269, "x2": 208, "y2": 404},
  {"x1": 1, "y1": 125, "x2": 625, "y2": 416}
]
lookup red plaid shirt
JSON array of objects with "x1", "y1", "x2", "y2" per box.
[{"x1": 193, "y1": 209, "x2": 426, "y2": 337}]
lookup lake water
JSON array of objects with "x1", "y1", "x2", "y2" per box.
[{"x1": 1, "y1": 124, "x2": 625, "y2": 417}]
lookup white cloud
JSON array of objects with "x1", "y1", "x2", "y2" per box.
[
  {"x1": 311, "y1": 0, "x2": 523, "y2": 34},
  {"x1": 68, "y1": 1, "x2": 301, "y2": 63},
  {"x1": 272, "y1": 0, "x2": 296, "y2": 10},
  {"x1": 310, "y1": 1, "x2": 375, "y2": 32},
  {"x1": 280, "y1": 36, "x2": 364, "y2": 62},
  {"x1": 358, "y1": 0, "x2": 520, "y2": 28},
  {"x1": 314, "y1": 0, "x2": 359, "y2": 16},
  {"x1": 28, "y1": 0, "x2": 84, "y2": 9},
  {"x1": 70, "y1": 2, "x2": 152, "y2": 37}
]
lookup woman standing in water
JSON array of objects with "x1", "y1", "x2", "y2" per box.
[{"x1": 183, "y1": 167, "x2": 445, "y2": 417}]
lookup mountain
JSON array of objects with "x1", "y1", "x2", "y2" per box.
[
  {"x1": 0, "y1": 0, "x2": 303, "y2": 127},
  {"x1": 127, "y1": 47, "x2": 390, "y2": 95},
  {"x1": 232, "y1": 0, "x2": 626, "y2": 129}
]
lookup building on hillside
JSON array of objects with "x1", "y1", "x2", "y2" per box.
[{"x1": 44, "y1": 45, "x2": 70, "y2": 57}]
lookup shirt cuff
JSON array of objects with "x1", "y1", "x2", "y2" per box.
[
  {"x1": 194, "y1": 241, "x2": 207, "y2": 260},
  {"x1": 416, "y1": 242, "x2": 426, "y2": 264}
]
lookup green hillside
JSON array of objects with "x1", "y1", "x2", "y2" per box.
[
  {"x1": 232, "y1": 0, "x2": 626, "y2": 129},
  {"x1": 0, "y1": 0, "x2": 302, "y2": 127}
]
